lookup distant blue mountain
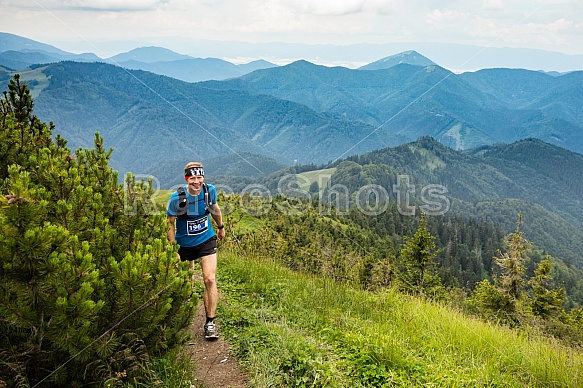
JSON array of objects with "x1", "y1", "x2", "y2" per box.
[
  {"x1": 115, "y1": 56, "x2": 277, "y2": 83},
  {"x1": 107, "y1": 46, "x2": 193, "y2": 63},
  {"x1": 0, "y1": 35, "x2": 277, "y2": 81},
  {"x1": 0, "y1": 32, "x2": 101, "y2": 69},
  {"x1": 0, "y1": 50, "x2": 59, "y2": 70},
  {"x1": 105, "y1": 46, "x2": 277, "y2": 82},
  {"x1": 231, "y1": 60, "x2": 583, "y2": 154},
  {"x1": 359, "y1": 50, "x2": 436, "y2": 70},
  {"x1": 0, "y1": 32, "x2": 71, "y2": 56}
]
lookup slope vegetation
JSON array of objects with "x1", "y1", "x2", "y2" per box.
[{"x1": 218, "y1": 250, "x2": 583, "y2": 387}]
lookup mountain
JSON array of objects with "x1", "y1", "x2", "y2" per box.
[
  {"x1": 0, "y1": 32, "x2": 72, "y2": 56},
  {"x1": 4, "y1": 57, "x2": 582, "y2": 187},
  {"x1": 107, "y1": 46, "x2": 193, "y2": 63},
  {"x1": 0, "y1": 50, "x2": 60, "y2": 70},
  {"x1": 4, "y1": 33, "x2": 583, "y2": 73},
  {"x1": 331, "y1": 137, "x2": 583, "y2": 267},
  {"x1": 232, "y1": 60, "x2": 583, "y2": 154},
  {"x1": 16, "y1": 61, "x2": 388, "y2": 182},
  {"x1": 144, "y1": 151, "x2": 287, "y2": 189},
  {"x1": 0, "y1": 32, "x2": 101, "y2": 69},
  {"x1": 237, "y1": 59, "x2": 276, "y2": 73},
  {"x1": 0, "y1": 35, "x2": 276, "y2": 82},
  {"x1": 115, "y1": 57, "x2": 277, "y2": 83},
  {"x1": 0, "y1": 48, "x2": 101, "y2": 69},
  {"x1": 3, "y1": 36, "x2": 582, "y2": 147},
  {"x1": 116, "y1": 39, "x2": 583, "y2": 72},
  {"x1": 358, "y1": 50, "x2": 436, "y2": 70},
  {"x1": 106, "y1": 47, "x2": 277, "y2": 82}
]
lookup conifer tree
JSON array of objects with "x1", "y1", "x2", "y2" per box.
[
  {"x1": 529, "y1": 256, "x2": 566, "y2": 318},
  {"x1": 469, "y1": 215, "x2": 529, "y2": 323},
  {"x1": 494, "y1": 214, "x2": 528, "y2": 302},
  {"x1": 399, "y1": 212, "x2": 440, "y2": 296},
  {"x1": 0, "y1": 75, "x2": 195, "y2": 387}
]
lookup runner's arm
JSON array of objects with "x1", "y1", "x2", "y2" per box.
[
  {"x1": 209, "y1": 204, "x2": 225, "y2": 240},
  {"x1": 167, "y1": 215, "x2": 177, "y2": 243}
]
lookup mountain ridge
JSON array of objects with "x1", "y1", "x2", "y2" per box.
[
  {"x1": 0, "y1": 34, "x2": 279, "y2": 82},
  {"x1": 5, "y1": 59, "x2": 581, "y2": 184},
  {"x1": 359, "y1": 50, "x2": 437, "y2": 70}
]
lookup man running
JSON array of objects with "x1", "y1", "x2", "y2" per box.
[{"x1": 167, "y1": 162, "x2": 225, "y2": 339}]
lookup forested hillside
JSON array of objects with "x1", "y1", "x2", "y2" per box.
[
  {"x1": 324, "y1": 137, "x2": 583, "y2": 268},
  {"x1": 218, "y1": 187, "x2": 583, "y2": 347}
]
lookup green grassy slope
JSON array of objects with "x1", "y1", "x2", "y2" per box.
[{"x1": 217, "y1": 251, "x2": 583, "y2": 387}]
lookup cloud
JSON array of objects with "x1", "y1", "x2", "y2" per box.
[
  {"x1": 63, "y1": 0, "x2": 170, "y2": 11},
  {"x1": 364, "y1": 0, "x2": 399, "y2": 15},
  {"x1": 1, "y1": 0, "x2": 580, "y2": 56},
  {"x1": 280, "y1": 0, "x2": 398, "y2": 16},
  {"x1": 281, "y1": 0, "x2": 366, "y2": 15},
  {"x1": 468, "y1": 15, "x2": 575, "y2": 48},
  {"x1": 426, "y1": 9, "x2": 470, "y2": 25},
  {"x1": 483, "y1": 0, "x2": 503, "y2": 11}
]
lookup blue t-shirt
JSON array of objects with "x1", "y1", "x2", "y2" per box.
[{"x1": 166, "y1": 184, "x2": 218, "y2": 247}]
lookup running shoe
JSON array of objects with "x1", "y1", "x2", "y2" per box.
[{"x1": 204, "y1": 321, "x2": 219, "y2": 339}]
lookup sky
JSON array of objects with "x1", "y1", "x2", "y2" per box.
[{"x1": 1, "y1": 0, "x2": 582, "y2": 68}]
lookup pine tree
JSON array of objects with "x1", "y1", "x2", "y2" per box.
[
  {"x1": 0, "y1": 75, "x2": 195, "y2": 386},
  {"x1": 0, "y1": 74, "x2": 53, "y2": 180},
  {"x1": 494, "y1": 214, "x2": 528, "y2": 302},
  {"x1": 399, "y1": 212, "x2": 440, "y2": 296},
  {"x1": 529, "y1": 256, "x2": 566, "y2": 318},
  {"x1": 469, "y1": 215, "x2": 529, "y2": 323}
]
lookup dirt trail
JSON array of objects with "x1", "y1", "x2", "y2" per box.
[{"x1": 182, "y1": 297, "x2": 248, "y2": 388}]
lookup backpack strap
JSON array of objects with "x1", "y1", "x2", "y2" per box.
[
  {"x1": 202, "y1": 183, "x2": 210, "y2": 215},
  {"x1": 176, "y1": 185, "x2": 210, "y2": 219},
  {"x1": 176, "y1": 186, "x2": 188, "y2": 220}
]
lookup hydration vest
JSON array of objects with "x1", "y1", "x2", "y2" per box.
[{"x1": 176, "y1": 183, "x2": 210, "y2": 220}]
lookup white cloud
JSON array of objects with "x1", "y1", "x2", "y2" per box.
[
  {"x1": 0, "y1": 0, "x2": 171, "y2": 11},
  {"x1": 468, "y1": 15, "x2": 576, "y2": 49},
  {"x1": 364, "y1": 0, "x2": 399, "y2": 15},
  {"x1": 68, "y1": 0, "x2": 170, "y2": 11},
  {"x1": 281, "y1": 0, "x2": 366, "y2": 16},
  {"x1": 426, "y1": 9, "x2": 470, "y2": 24},
  {"x1": 279, "y1": 0, "x2": 398, "y2": 16},
  {"x1": 483, "y1": 0, "x2": 503, "y2": 11}
]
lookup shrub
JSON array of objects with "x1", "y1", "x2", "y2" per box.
[{"x1": 0, "y1": 75, "x2": 196, "y2": 386}]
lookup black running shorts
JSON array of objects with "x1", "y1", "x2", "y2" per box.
[{"x1": 178, "y1": 236, "x2": 217, "y2": 261}]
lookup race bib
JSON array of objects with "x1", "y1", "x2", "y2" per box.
[{"x1": 186, "y1": 217, "x2": 208, "y2": 235}]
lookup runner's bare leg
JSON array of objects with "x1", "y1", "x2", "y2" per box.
[
  {"x1": 189, "y1": 259, "x2": 196, "y2": 289},
  {"x1": 199, "y1": 253, "x2": 218, "y2": 318}
]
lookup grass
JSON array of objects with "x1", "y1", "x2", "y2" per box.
[
  {"x1": 152, "y1": 189, "x2": 173, "y2": 210},
  {"x1": 216, "y1": 250, "x2": 583, "y2": 387},
  {"x1": 299, "y1": 168, "x2": 337, "y2": 185},
  {"x1": 149, "y1": 350, "x2": 199, "y2": 388},
  {"x1": 17, "y1": 66, "x2": 51, "y2": 98},
  {"x1": 150, "y1": 193, "x2": 583, "y2": 386},
  {"x1": 299, "y1": 168, "x2": 337, "y2": 195}
]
